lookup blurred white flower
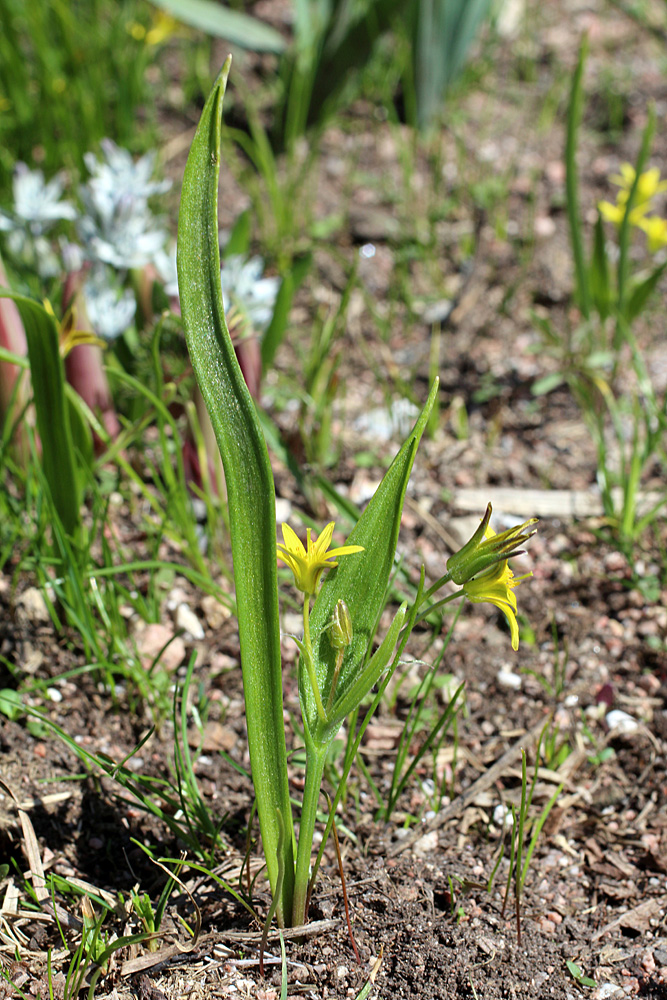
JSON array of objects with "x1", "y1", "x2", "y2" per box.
[
  {"x1": 83, "y1": 139, "x2": 170, "y2": 214},
  {"x1": 59, "y1": 238, "x2": 86, "y2": 273},
  {"x1": 0, "y1": 164, "x2": 76, "y2": 277},
  {"x1": 78, "y1": 140, "x2": 170, "y2": 271},
  {"x1": 83, "y1": 266, "x2": 136, "y2": 341},
  {"x1": 6, "y1": 163, "x2": 77, "y2": 235},
  {"x1": 78, "y1": 192, "x2": 167, "y2": 270},
  {"x1": 220, "y1": 254, "x2": 279, "y2": 333}
]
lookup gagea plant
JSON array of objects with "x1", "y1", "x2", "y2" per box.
[{"x1": 177, "y1": 58, "x2": 537, "y2": 929}]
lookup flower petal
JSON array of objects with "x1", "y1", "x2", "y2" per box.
[{"x1": 281, "y1": 521, "x2": 306, "y2": 558}]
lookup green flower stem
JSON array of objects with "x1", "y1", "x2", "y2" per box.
[
  {"x1": 412, "y1": 589, "x2": 464, "y2": 628},
  {"x1": 292, "y1": 744, "x2": 328, "y2": 926},
  {"x1": 421, "y1": 571, "x2": 453, "y2": 606},
  {"x1": 303, "y1": 599, "x2": 327, "y2": 723}
]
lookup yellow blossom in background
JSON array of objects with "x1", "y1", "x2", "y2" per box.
[
  {"x1": 598, "y1": 164, "x2": 667, "y2": 233},
  {"x1": 126, "y1": 21, "x2": 147, "y2": 41},
  {"x1": 126, "y1": 12, "x2": 182, "y2": 46},
  {"x1": 146, "y1": 12, "x2": 182, "y2": 46},
  {"x1": 637, "y1": 214, "x2": 667, "y2": 253},
  {"x1": 611, "y1": 164, "x2": 667, "y2": 205},
  {"x1": 598, "y1": 199, "x2": 647, "y2": 227},
  {"x1": 277, "y1": 521, "x2": 364, "y2": 596}
]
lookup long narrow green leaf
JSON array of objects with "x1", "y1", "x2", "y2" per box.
[
  {"x1": 151, "y1": 0, "x2": 286, "y2": 53},
  {"x1": 415, "y1": 0, "x2": 492, "y2": 129},
  {"x1": 176, "y1": 58, "x2": 294, "y2": 925},
  {"x1": 616, "y1": 106, "x2": 655, "y2": 328},
  {"x1": 626, "y1": 259, "x2": 667, "y2": 323},
  {"x1": 589, "y1": 214, "x2": 610, "y2": 321},
  {"x1": 565, "y1": 38, "x2": 591, "y2": 319},
  {"x1": 0, "y1": 290, "x2": 80, "y2": 536}
]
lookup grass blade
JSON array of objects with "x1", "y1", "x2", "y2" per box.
[{"x1": 565, "y1": 38, "x2": 591, "y2": 319}]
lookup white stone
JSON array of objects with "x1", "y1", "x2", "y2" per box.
[
  {"x1": 497, "y1": 668, "x2": 522, "y2": 691},
  {"x1": 596, "y1": 984, "x2": 623, "y2": 999},
  {"x1": 493, "y1": 804, "x2": 514, "y2": 829},
  {"x1": 15, "y1": 587, "x2": 50, "y2": 624},
  {"x1": 605, "y1": 710, "x2": 639, "y2": 735},
  {"x1": 413, "y1": 830, "x2": 439, "y2": 856},
  {"x1": 136, "y1": 622, "x2": 186, "y2": 672},
  {"x1": 175, "y1": 603, "x2": 205, "y2": 640}
]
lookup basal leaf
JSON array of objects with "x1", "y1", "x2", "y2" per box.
[{"x1": 176, "y1": 58, "x2": 294, "y2": 924}]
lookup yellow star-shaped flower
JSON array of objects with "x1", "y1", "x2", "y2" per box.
[
  {"x1": 461, "y1": 525, "x2": 531, "y2": 651},
  {"x1": 611, "y1": 164, "x2": 667, "y2": 204},
  {"x1": 277, "y1": 521, "x2": 364, "y2": 596},
  {"x1": 598, "y1": 199, "x2": 647, "y2": 227},
  {"x1": 598, "y1": 165, "x2": 667, "y2": 233}
]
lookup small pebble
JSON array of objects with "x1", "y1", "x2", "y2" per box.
[
  {"x1": 282, "y1": 613, "x2": 303, "y2": 636},
  {"x1": 641, "y1": 951, "x2": 656, "y2": 974},
  {"x1": 605, "y1": 710, "x2": 639, "y2": 735},
  {"x1": 15, "y1": 587, "x2": 50, "y2": 624},
  {"x1": 176, "y1": 603, "x2": 205, "y2": 640},
  {"x1": 534, "y1": 215, "x2": 556, "y2": 238},
  {"x1": 413, "y1": 831, "x2": 439, "y2": 855},
  {"x1": 137, "y1": 623, "x2": 185, "y2": 672},
  {"x1": 493, "y1": 804, "x2": 514, "y2": 829},
  {"x1": 654, "y1": 946, "x2": 667, "y2": 967},
  {"x1": 201, "y1": 593, "x2": 231, "y2": 629},
  {"x1": 496, "y1": 668, "x2": 522, "y2": 691},
  {"x1": 596, "y1": 985, "x2": 623, "y2": 999}
]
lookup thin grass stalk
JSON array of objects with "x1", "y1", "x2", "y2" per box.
[
  {"x1": 565, "y1": 38, "x2": 591, "y2": 320},
  {"x1": 616, "y1": 107, "x2": 655, "y2": 339}
]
